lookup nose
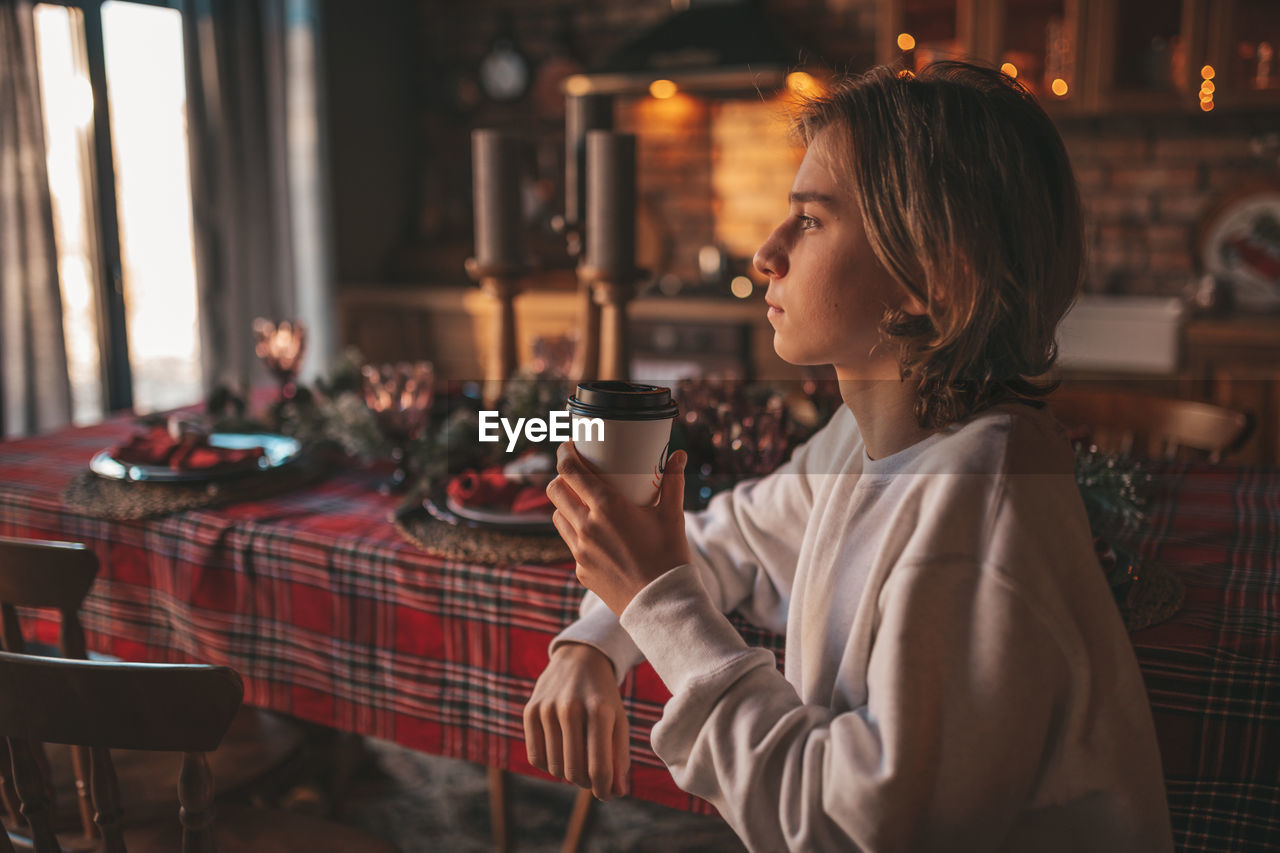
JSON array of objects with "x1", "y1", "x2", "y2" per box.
[{"x1": 753, "y1": 224, "x2": 788, "y2": 280}]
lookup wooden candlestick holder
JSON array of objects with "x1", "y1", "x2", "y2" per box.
[
  {"x1": 571, "y1": 266, "x2": 601, "y2": 384},
  {"x1": 577, "y1": 265, "x2": 645, "y2": 382},
  {"x1": 465, "y1": 258, "x2": 527, "y2": 404}
]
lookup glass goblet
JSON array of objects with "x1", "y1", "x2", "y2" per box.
[
  {"x1": 253, "y1": 318, "x2": 308, "y2": 400},
  {"x1": 361, "y1": 361, "x2": 435, "y2": 493}
]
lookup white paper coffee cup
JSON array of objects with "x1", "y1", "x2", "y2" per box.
[{"x1": 567, "y1": 381, "x2": 678, "y2": 505}]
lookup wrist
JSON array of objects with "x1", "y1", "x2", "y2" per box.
[{"x1": 551, "y1": 641, "x2": 616, "y2": 676}]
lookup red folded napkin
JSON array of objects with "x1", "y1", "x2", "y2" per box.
[
  {"x1": 447, "y1": 467, "x2": 522, "y2": 508},
  {"x1": 112, "y1": 426, "x2": 265, "y2": 472},
  {"x1": 510, "y1": 486, "x2": 552, "y2": 514},
  {"x1": 447, "y1": 467, "x2": 552, "y2": 514}
]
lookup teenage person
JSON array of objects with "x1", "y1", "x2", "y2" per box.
[{"x1": 527, "y1": 61, "x2": 1173, "y2": 852}]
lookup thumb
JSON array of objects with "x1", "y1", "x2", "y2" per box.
[{"x1": 657, "y1": 450, "x2": 687, "y2": 518}]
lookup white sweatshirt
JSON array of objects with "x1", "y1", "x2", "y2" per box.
[{"x1": 552, "y1": 400, "x2": 1173, "y2": 852}]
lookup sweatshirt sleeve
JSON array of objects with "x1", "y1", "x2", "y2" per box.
[
  {"x1": 619, "y1": 559, "x2": 1070, "y2": 852},
  {"x1": 549, "y1": 410, "x2": 837, "y2": 679}
]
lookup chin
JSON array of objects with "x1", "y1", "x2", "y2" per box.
[{"x1": 772, "y1": 334, "x2": 829, "y2": 367}]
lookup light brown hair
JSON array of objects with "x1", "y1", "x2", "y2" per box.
[{"x1": 797, "y1": 61, "x2": 1084, "y2": 429}]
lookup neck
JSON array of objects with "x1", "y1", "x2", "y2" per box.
[{"x1": 834, "y1": 363, "x2": 936, "y2": 461}]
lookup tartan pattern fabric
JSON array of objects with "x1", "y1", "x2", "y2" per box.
[{"x1": 1, "y1": 418, "x2": 1276, "y2": 850}]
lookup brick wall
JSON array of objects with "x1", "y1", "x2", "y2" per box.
[
  {"x1": 620, "y1": 96, "x2": 1280, "y2": 297},
  {"x1": 1062, "y1": 116, "x2": 1280, "y2": 296}
]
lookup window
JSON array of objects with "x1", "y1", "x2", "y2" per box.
[{"x1": 33, "y1": 0, "x2": 202, "y2": 421}]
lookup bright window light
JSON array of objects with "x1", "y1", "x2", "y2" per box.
[{"x1": 102, "y1": 0, "x2": 203, "y2": 413}]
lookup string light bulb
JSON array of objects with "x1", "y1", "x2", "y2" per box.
[
  {"x1": 649, "y1": 79, "x2": 678, "y2": 99},
  {"x1": 786, "y1": 71, "x2": 819, "y2": 97},
  {"x1": 897, "y1": 32, "x2": 915, "y2": 51},
  {"x1": 1199, "y1": 66, "x2": 1215, "y2": 111},
  {"x1": 1051, "y1": 78, "x2": 1069, "y2": 97},
  {"x1": 1001, "y1": 62, "x2": 1018, "y2": 79}
]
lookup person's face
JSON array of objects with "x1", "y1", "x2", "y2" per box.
[{"x1": 753, "y1": 129, "x2": 924, "y2": 377}]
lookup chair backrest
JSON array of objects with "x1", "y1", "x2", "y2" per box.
[
  {"x1": 0, "y1": 536, "x2": 101, "y2": 843},
  {"x1": 0, "y1": 652, "x2": 243, "y2": 852},
  {"x1": 1048, "y1": 389, "x2": 1253, "y2": 462},
  {"x1": 0, "y1": 536, "x2": 99, "y2": 660}
]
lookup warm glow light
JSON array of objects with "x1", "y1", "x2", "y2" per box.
[
  {"x1": 101, "y1": 0, "x2": 202, "y2": 411},
  {"x1": 730, "y1": 276, "x2": 754, "y2": 299},
  {"x1": 1201, "y1": 65, "x2": 1215, "y2": 80},
  {"x1": 1051, "y1": 78, "x2": 1069, "y2": 97},
  {"x1": 649, "y1": 78, "x2": 678, "y2": 99},
  {"x1": 897, "y1": 32, "x2": 916, "y2": 51},
  {"x1": 786, "y1": 71, "x2": 819, "y2": 97},
  {"x1": 1200, "y1": 99, "x2": 1215, "y2": 111},
  {"x1": 1199, "y1": 89, "x2": 1214, "y2": 101},
  {"x1": 564, "y1": 74, "x2": 592, "y2": 96},
  {"x1": 1001, "y1": 62, "x2": 1018, "y2": 78},
  {"x1": 1201, "y1": 80, "x2": 1215, "y2": 94}
]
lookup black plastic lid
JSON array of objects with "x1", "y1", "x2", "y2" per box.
[{"x1": 567, "y1": 381, "x2": 678, "y2": 421}]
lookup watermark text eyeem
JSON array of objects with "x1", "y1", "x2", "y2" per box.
[{"x1": 478, "y1": 411, "x2": 604, "y2": 452}]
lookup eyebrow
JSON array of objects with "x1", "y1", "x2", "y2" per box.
[{"x1": 789, "y1": 191, "x2": 840, "y2": 206}]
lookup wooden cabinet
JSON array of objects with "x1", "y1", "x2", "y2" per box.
[
  {"x1": 1205, "y1": 0, "x2": 1280, "y2": 110},
  {"x1": 878, "y1": 0, "x2": 1280, "y2": 113},
  {"x1": 338, "y1": 285, "x2": 806, "y2": 385}
]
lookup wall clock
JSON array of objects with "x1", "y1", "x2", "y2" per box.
[
  {"x1": 1198, "y1": 181, "x2": 1280, "y2": 311},
  {"x1": 478, "y1": 12, "x2": 531, "y2": 102}
]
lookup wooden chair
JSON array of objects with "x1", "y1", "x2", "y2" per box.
[
  {"x1": 1047, "y1": 388, "x2": 1253, "y2": 462},
  {"x1": 0, "y1": 651, "x2": 399, "y2": 852},
  {"x1": 0, "y1": 536, "x2": 306, "y2": 849}
]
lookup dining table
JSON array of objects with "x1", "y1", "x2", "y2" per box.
[{"x1": 0, "y1": 409, "x2": 1276, "y2": 853}]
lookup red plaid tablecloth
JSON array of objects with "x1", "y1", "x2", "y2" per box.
[{"x1": 1, "y1": 417, "x2": 1276, "y2": 850}]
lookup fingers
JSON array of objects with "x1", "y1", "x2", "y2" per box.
[
  {"x1": 657, "y1": 449, "x2": 687, "y2": 520},
  {"x1": 559, "y1": 701, "x2": 588, "y2": 788},
  {"x1": 612, "y1": 711, "x2": 631, "y2": 798},
  {"x1": 556, "y1": 441, "x2": 612, "y2": 509},
  {"x1": 586, "y1": 702, "x2": 613, "y2": 801},
  {"x1": 541, "y1": 704, "x2": 564, "y2": 779},
  {"x1": 523, "y1": 701, "x2": 547, "y2": 772},
  {"x1": 551, "y1": 510, "x2": 579, "y2": 558},
  {"x1": 546, "y1": 476, "x2": 587, "y2": 527}
]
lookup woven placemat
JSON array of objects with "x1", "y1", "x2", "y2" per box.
[
  {"x1": 393, "y1": 503, "x2": 571, "y2": 566},
  {"x1": 61, "y1": 458, "x2": 326, "y2": 521},
  {"x1": 1120, "y1": 559, "x2": 1185, "y2": 633}
]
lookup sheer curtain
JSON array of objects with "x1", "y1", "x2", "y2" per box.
[
  {"x1": 0, "y1": 0, "x2": 74, "y2": 439},
  {"x1": 182, "y1": 0, "x2": 333, "y2": 396},
  {"x1": 183, "y1": 0, "x2": 295, "y2": 395}
]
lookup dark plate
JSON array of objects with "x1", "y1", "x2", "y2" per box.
[
  {"x1": 89, "y1": 433, "x2": 302, "y2": 483},
  {"x1": 421, "y1": 485, "x2": 555, "y2": 533}
]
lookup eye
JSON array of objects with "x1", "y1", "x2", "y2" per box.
[{"x1": 797, "y1": 214, "x2": 819, "y2": 231}]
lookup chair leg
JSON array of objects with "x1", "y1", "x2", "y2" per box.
[
  {"x1": 561, "y1": 788, "x2": 595, "y2": 853},
  {"x1": 486, "y1": 767, "x2": 511, "y2": 853},
  {"x1": 0, "y1": 741, "x2": 21, "y2": 827}
]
